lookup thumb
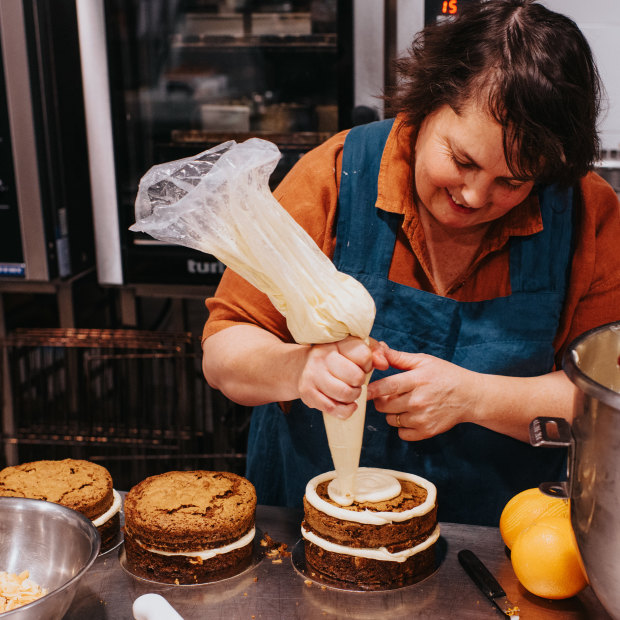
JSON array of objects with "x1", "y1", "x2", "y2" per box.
[{"x1": 383, "y1": 347, "x2": 424, "y2": 370}]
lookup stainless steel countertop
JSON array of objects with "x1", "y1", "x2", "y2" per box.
[{"x1": 66, "y1": 504, "x2": 611, "y2": 619}]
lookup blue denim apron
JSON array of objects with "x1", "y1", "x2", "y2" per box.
[{"x1": 246, "y1": 119, "x2": 572, "y2": 525}]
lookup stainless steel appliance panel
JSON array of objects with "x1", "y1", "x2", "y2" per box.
[{"x1": 0, "y1": 0, "x2": 94, "y2": 282}]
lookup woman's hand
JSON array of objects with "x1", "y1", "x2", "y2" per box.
[
  {"x1": 299, "y1": 337, "x2": 389, "y2": 419},
  {"x1": 203, "y1": 325, "x2": 389, "y2": 414},
  {"x1": 367, "y1": 348, "x2": 482, "y2": 440},
  {"x1": 366, "y1": 347, "x2": 577, "y2": 443}
]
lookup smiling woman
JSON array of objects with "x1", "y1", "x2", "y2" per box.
[
  {"x1": 412, "y1": 99, "x2": 537, "y2": 294},
  {"x1": 201, "y1": 0, "x2": 620, "y2": 526}
]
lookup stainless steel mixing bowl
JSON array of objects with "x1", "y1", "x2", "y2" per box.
[{"x1": 0, "y1": 497, "x2": 100, "y2": 619}]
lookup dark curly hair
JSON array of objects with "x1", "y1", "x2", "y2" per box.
[{"x1": 384, "y1": 0, "x2": 603, "y2": 187}]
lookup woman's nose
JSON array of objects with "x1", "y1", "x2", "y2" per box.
[{"x1": 460, "y1": 171, "x2": 492, "y2": 208}]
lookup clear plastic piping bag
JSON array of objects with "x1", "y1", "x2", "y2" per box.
[{"x1": 131, "y1": 138, "x2": 376, "y2": 500}]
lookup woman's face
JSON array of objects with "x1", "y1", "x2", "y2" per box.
[{"x1": 414, "y1": 101, "x2": 535, "y2": 232}]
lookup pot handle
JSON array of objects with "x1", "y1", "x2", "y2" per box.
[
  {"x1": 529, "y1": 416, "x2": 572, "y2": 448},
  {"x1": 529, "y1": 417, "x2": 572, "y2": 500},
  {"x1": 538, "y1": 480, "x2": 570, "y2": 499}
]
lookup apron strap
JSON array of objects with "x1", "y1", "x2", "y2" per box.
[
  {"x1": 510, "y1": 184, "x2": 574, "y2": 294},
  {"x1": 333, "y1": 119, "x2": 398, "y2": 277}
]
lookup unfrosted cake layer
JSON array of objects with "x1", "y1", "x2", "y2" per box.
[
  {"x1": 0, "y1": 458, "x2": 120, "y2": 552},
  {"x1": 302, "y1": 468, "x2": 439, "y2": 589},
  {"x1": 124, "y1": 470, "x2": 257, "y2": 584}
]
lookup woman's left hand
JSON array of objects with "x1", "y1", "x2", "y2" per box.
[{"x1": 366, "y1": 347, "x2": 483, "y2": 440}]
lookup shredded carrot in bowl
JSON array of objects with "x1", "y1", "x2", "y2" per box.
[{"x1": 0, "y1": 570, "x2": 47, "y2": 612}]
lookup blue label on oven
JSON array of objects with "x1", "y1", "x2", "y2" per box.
[{"x1": 0, "y1": 263, "x2": 25, "y2": 277}]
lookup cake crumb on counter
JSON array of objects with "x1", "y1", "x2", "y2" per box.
[{"x1": 260, "y1": 532, "x2": 291, "y2": 562}]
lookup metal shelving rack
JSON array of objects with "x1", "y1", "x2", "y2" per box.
[{"x1": 0, "y1": 328, "x2": 250, "y2": 489}]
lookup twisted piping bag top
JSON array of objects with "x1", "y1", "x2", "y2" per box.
[{"x1": 131, "y1": 138, "x2": 376, "y2": 503}]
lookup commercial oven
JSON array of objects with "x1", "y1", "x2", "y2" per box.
[
  {"x1": 0, "y1": 0, "x2": 94, "y2": 282},
  {"x1": 78, "y1": 0, "x2": 363, "y2": 287}
]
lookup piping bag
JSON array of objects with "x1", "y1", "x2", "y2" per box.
[{"x1": 130, "y1": 139, "x2": 375, "y2": 504}]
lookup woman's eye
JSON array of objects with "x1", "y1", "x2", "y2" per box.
[
  {"x1": 500, "y1": 179, "x2": 526, "y2": 191},
  {"x1": 450, "y1": 154, "x2": 472, "y2": 169}
]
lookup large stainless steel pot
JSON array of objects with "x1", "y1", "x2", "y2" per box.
[{"x1": 530, "y1": 321, "x2": 620, "y2": 619}]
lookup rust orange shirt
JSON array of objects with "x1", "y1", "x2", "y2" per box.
[{"x1": 204, "y1": 116, "x2": 620, "y2": 368}]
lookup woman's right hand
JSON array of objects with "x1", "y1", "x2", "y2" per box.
[
  {"x1": 298, "y1": 336, "x2": 388, "y2": 419},
  {"x1": 203, "y1": 325, "x2": 388, "y2": 413}
]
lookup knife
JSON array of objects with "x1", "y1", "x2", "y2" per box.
[{"x1": 458, "y1": 549, "x2": 520, "y2": 618}]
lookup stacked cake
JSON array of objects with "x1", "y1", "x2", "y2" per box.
[
  {"x1": 0, "y1": 458, "x2": 121, "y2": 552},
  {"x1": 123, "y1": 470, "x2": 257, "y2": 584},
  {"x1": 302, "y1": 467, "x2": 439, "y2": 589}
]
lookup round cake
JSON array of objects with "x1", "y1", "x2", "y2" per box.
[
  {"x1": 123, "y1": 470, "x2": 257, "y2": 584},
  {"x1": 0, "y1": 458, "x2": 121, "y2": 552},
  {"x1": 301, "y1": 467, "x2": 439, "y2": 590}
]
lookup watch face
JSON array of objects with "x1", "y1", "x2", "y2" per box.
[{"x1": 424, "y1": 0, "x2": 478, "y2": 24}]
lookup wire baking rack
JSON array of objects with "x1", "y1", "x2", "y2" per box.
[{"x1": 0, "y1": 328, "x2": 250, "y2": 489}]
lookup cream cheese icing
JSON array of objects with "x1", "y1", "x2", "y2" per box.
[
  {"x1": 327, "y1": 469, "x2": 401, "y2": 504},
  {"x1": 132, "y1": 527, "x2": 256, "y2": 560},
  {"x1": 306, "y1": 468, "x2": 436, "y2": 525},
  {"x1": 92, "y1": 488, "x2": 122, "y2": 527},
  {"x1": 322, "y1": 371, "x2": 371, "y2": 506},
  {"x1": 301, "y1": 523, "x2": 440, "y2": 563}
]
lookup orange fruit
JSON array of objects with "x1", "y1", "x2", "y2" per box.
[
  {"x1": 499, "y1": 488, "x2": 569, "y2": 549},
  {"x1": 510, "y1": 515, "x2": 587, "y2": 599}
]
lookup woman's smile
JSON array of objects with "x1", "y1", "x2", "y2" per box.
[{"x1": 446, "y1": 190, "x2": 477, "y2": 215}]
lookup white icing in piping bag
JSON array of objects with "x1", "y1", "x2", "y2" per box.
[
  {"x1": 133, "y1": 593, "x2": 184, "y2": 620},
  {"x1": 322, "y1": 371, "x2": 371, "y2": 505}
]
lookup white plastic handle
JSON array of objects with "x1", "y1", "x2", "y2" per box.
[{"x1": 133, "y1": 593, "x2": 184, "y2": 620}]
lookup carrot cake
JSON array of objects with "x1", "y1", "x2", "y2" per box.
[
  {"x1": 0, "y1": 458, "x2": 121, "y2": 552},
  {"x1": 302, "y1": 467, "x2": 439, "y2": 589},
  {"x1": 123, "y1": 470, "x2": 257, "y2": 584}
]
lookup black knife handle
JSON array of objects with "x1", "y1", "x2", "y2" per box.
[{"x1": 458, "y1": 549, "x2": 506, "y2": 599}]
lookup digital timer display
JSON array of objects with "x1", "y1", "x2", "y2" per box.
[
  {"x1": 442, "y1": 0, "x2": 458, "y2": 15},
  {"x1": 424, "y1": 0, "x2": 477, "y2": 24}
]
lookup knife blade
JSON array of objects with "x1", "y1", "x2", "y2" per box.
[{"x1": 458, "y1": 549, "x2": 520, "y2": 618}]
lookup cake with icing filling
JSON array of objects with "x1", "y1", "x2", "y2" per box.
[
  {"x1": 0, "y1": 458, "x2": 121, "y2": 552},
  {"x1": 301, "y1": 467, "x2": 439, "y2": 589},
  {"x1": 123, "y1": 470, "x2": 257, "y2": 584}
]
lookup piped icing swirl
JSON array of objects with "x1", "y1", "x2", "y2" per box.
[
  {"x1": 327, "y1": 469, "x2": 402, "y2": 505},
  {"x1": 305, "y1": 468, "x2": 436, "y2": 525}
]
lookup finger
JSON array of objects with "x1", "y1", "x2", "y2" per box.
[
  {"x1": 387, "y1": 412, "x2": 406, "y2": 428},
  {"x1": 373, "y1": 393, "x2": 410, "y2": 414},
  {"x1": 369, "y1": 339, "x2": 390, "y2": 371},
  {"x1": 325, "y1": 355, "x2": 367, "y2": 391},
  {"x1": 322, "y1": 372, "x2": 363, "y2": 404},
  {"x1": 336, "y1": 336, "x2": 373, "y2": 373},
  {"x1": 321, "y1": 400, "x2": 358, "y2": 420},
  {"x1": 308, "y1": 342, "x2": 366, "y2": 389},
  {"x1": 383, "y1": 348, "x2": 425, "y2": 371},
  {"x1": 398, "y1": 427, "x2": 435, "y2": 441},
  {"x1": 367, "y1": 373, "x2": 410, "y2": 399},
  {"x1": 300, "y1": 379, "x2": 359, "y2": 419}
]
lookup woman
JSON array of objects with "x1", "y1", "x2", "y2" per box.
[{"x1": 202, "y1": 0, "x2": 620, "y2": 525}]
